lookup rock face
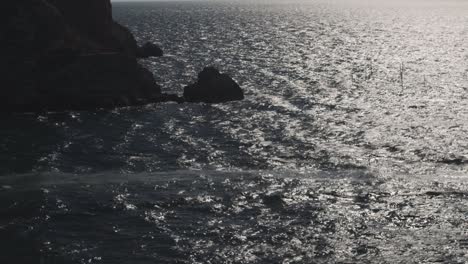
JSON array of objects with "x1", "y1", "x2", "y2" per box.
[
  {"x1": 36, "y1": 54, "x2": 161, "y2": 111},
  {"x1": 184, "y1": 67, "x2": 244, "y2": 103},
  {"x1": 138, "y1": 42, "x2": 164, "y2": 58},
  {"x1": 111, "y1": 22, "x2": 140, "y2": 56},
  {"x1": 0, "y1": 0, "x2": 161, "y2": 112},
  {"x1": 47, "y1": 0, "x2": 114, "y2": 49},
  {"x1": 0, "y1": 0, "x2": 245, "y2": 112}
]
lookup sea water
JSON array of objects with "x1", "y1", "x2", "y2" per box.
[{"x1": 1, "y1": 0, "x2": 467, "y2": 263}]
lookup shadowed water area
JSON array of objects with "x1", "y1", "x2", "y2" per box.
[{"x1": 1, "y1": 0, "x2": 467, "y2": 263}]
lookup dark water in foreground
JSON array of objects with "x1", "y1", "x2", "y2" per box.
[{"x1": 1, "y1": 0, "x2": 468, "y2": 263}]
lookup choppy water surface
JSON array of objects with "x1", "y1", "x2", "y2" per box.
[{"x1": 1, "y1": 0, "x2": 468, "y2": 263}]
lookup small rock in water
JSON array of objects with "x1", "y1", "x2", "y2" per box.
[
  {"x1": 183, "y1": 66, "x2": 244, "y2": 103},
  {"x1": 138, "y1": 42, "x2": 163, "y2": 58}
]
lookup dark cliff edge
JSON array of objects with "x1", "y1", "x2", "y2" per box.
[
  {"x1": 0, "y1": 0, "x2": 161, "y2": 112},
  {"x1": 0, "y1": 0, "x2": 244, "y2": 113}
]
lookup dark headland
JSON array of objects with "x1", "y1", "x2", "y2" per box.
[{"x1": 1, "y1": 0, "x2": 244, "y2": 112}]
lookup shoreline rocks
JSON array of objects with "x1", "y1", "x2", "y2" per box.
[
  {"x1": 1, "y1": 0, "x2": 244, "y2": 112},
  {"x1": 37, "y1": 53, "x2": 161, "y2": 109},
  {"x1": 184, "y1": 67, "x2": 244, "y2": 103},
  {"x1": 137, "y1": 42, "x2": 163, "y2": 58},
  {"x1": 1, "y1": 0, "x2": 164, "y2": 112}
]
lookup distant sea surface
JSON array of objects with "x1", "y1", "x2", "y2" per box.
[{"x1": 1, "y1": 1, "x2": 468, "y2": 263}]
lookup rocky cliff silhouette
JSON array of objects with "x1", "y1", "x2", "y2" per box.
[{"x1": 0, "y1": 0, "x2": 243, "y2": 112}]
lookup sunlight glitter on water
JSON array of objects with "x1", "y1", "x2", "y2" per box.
[
  {"x1": 1, "y1": 1, "x2": 468, "y2": 263},
  {"x1": 1, "y1": 170, "x2": 468, "y2": 263}
]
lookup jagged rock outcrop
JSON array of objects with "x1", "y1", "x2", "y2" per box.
[
  {"x1": 184, "y1": 67, "x2": 244, "y2": 103},
  {"x1": 0, "y1": 0, "x2": 161, "y2": 112},
  {"x1": 35, "y1": 53, "x2": 161, "y2": 111},
  {"x1": 0, "y1": 0, "x2": 245, "y2": 112},
  {"x1": 112, "y1": 22, "x2": 140, "y2": 56},
  {"x1": 48, "y1": 0, "x2": 113, "y2": 46}
]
